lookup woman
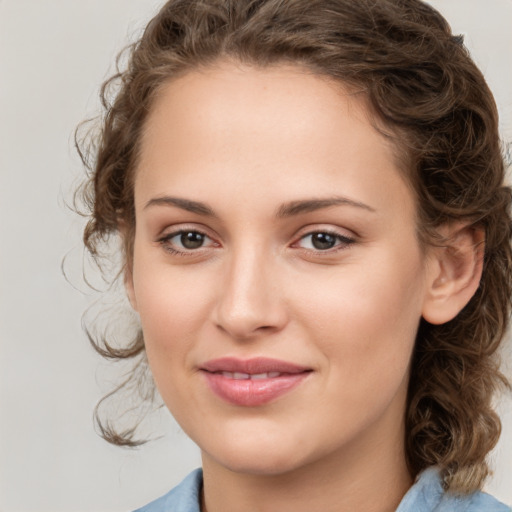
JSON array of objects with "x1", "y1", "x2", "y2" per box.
[{"x1": 77, "y1": 0, "x2": 512, "y2": 510}]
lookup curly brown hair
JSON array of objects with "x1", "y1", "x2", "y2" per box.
[{"x1": 76, "y1": 0, "x2": 512, "y2": 493}]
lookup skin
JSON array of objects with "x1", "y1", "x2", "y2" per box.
[{"x1": 126, "y1": 61, "x2": 482, "y2": 512}]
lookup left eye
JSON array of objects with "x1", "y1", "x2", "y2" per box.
[{"x1": 297, "y1": 232, "x2": 354, "y2": 251}]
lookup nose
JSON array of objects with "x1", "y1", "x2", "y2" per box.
[{"x1": 213, "y1": 248, "x2": 289, "y2": 340}]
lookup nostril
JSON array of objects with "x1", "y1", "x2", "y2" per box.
[{"x1": 214, "y1": 317, "x2": 284, "y2": 339}]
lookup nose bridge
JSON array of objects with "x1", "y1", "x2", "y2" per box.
[{"x1": 215, "y1": 242, "x2": 285, "y2": 338}]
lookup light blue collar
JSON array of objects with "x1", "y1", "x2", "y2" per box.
[{"x1": 134, "y1": 466, "x2": 510, "y2": 511}]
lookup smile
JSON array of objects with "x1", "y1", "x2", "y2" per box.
[
  {"x1": 218, "y1": 371, "x2": 282, "y2": 380},
  {"x1": 200, "y1": 357, "x2": 312, "y2": 407}
]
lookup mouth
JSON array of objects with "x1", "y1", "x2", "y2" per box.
[
  {"x1": 200, "y1": 357, "x2": 312, "y2": 407},
  {"x1": 214, "y1": 371, "x2": 283, "y2": 380}
]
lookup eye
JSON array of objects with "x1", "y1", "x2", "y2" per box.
[
  {"x1": 158, "y1": 229, "x2": 217, "y2": 254},
  {"x1": 296, "y1": 231, "x2": 355, "y2": 251},
  {"x1": 175, "y1": 231, "x2": 207, "y2": 249}
]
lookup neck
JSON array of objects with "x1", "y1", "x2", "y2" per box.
[{"x1": 201, "y1": 413, "x2": 412, "y2": 512}]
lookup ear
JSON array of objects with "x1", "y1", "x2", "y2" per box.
[{"x1": 422, "y1": 223, "x2": 484, "y2": 325}]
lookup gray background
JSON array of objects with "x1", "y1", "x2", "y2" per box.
[{"x1": 1, "y1": 1, "x2": 511, "y2": 510}]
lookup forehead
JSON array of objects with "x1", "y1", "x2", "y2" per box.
[
  {"x1": 135, "y1": 61, "x2": 413, "y2": 220},
  {"x1": 140, "y1": 62, "x2": 392, "y2": 159}
]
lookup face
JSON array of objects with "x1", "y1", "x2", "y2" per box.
[{"x1": 129, "y1": 62, "x2": 433, "y2": 476}]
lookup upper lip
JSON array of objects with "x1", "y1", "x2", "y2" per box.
[{"x1": 200, "y1": 357, "x2": 311, "y2": 374}]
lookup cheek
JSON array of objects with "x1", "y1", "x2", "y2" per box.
[
  {"x1": 296, "y1": 260, "x2": 424, "y2": 440},
  {"x1": 133, "y1": 272, "x2": 209, "y2": 419},
  {"x1": 133, "y1": 245, "x2": 212, "y2": 326},
  {"x1": 296, "y1": 251, "x2": 425, "y2": 381},
  {"x1": 131, "y1": 257, "x2": 215, "y2": 382}
]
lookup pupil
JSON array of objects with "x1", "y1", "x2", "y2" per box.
[
  {"x1": 181, "y1": 232, "x2": 204, "y2": 249},
  {"x1": 312, "y1": 233, "x2": 336, "y2": 250}
]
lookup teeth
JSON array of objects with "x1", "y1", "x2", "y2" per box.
[
  {"x1": 253, "y1": 371, "x2": 281, "y2": 379},
  {"x1": 221, "y1": 371, "x2": 249, "y2": 379},
  {"x1": 219, "y1": 371, "x2": 282, "y2": 380}
]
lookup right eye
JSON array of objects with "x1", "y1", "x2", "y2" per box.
[{"x1": 158, "y1": 229, "x2": 217, "y2": 254}]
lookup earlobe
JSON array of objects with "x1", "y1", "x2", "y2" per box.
[{"x1": 422, "y1": 223, "x2": 484, "y2": 325}]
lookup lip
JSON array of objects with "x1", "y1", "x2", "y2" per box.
[{"x1": 200, "y1": 357, "x2": 312, "y2": 407}]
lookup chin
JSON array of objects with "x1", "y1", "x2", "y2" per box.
[
  {"x1": 213, "y1": 449, "x2": 307, "y2": 476},
  {"x1": 201, "y1": 428, "x2": 313, "y2": 476}
]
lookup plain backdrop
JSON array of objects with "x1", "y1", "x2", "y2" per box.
[{"x1": 0, "y1": 1, "x2": 511, "y2": 511}]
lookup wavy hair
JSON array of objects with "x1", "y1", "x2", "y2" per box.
[{"x1": 76, "y1": 0, "x2": 512, "y2": 493}]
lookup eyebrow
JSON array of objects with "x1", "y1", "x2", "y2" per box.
[
  {"x1": 276, "y1": 197, "x2": 376, "y2": 217},
  {"x1": 143, "y1": 195, "x2": 376, "y2": 218},
  {"x1": 144, "y1": 196, "x2": 217, "y2": 217}
]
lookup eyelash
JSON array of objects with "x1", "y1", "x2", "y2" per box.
[
  {"x1": 156, "y1": 228, "x2": 356, "y2": 256},
  {"x1": 293, "y1": 230, "x2": 356, "y2": 253},
  {"x1": 157, "y1": 229, "x2": 216, "y2": 256}
]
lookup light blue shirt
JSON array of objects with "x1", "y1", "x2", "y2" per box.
[{"x1": 134, "y1": 467, "x2": 510, "y2": 512}]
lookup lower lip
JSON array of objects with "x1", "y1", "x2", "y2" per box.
[{"x1": 202, "y1": 372, "x2": 310, "y2": 407}]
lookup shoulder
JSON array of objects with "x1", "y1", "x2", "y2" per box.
[
  {"x1": 133, "y1": 469, "x2": 203, "y2": 512},
  {"x1": 460, "y1": 490, "x2": 511, "y2": 512},
  {"x1": 397, "y1": 467, "x2": 510, "y2": 512}
]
